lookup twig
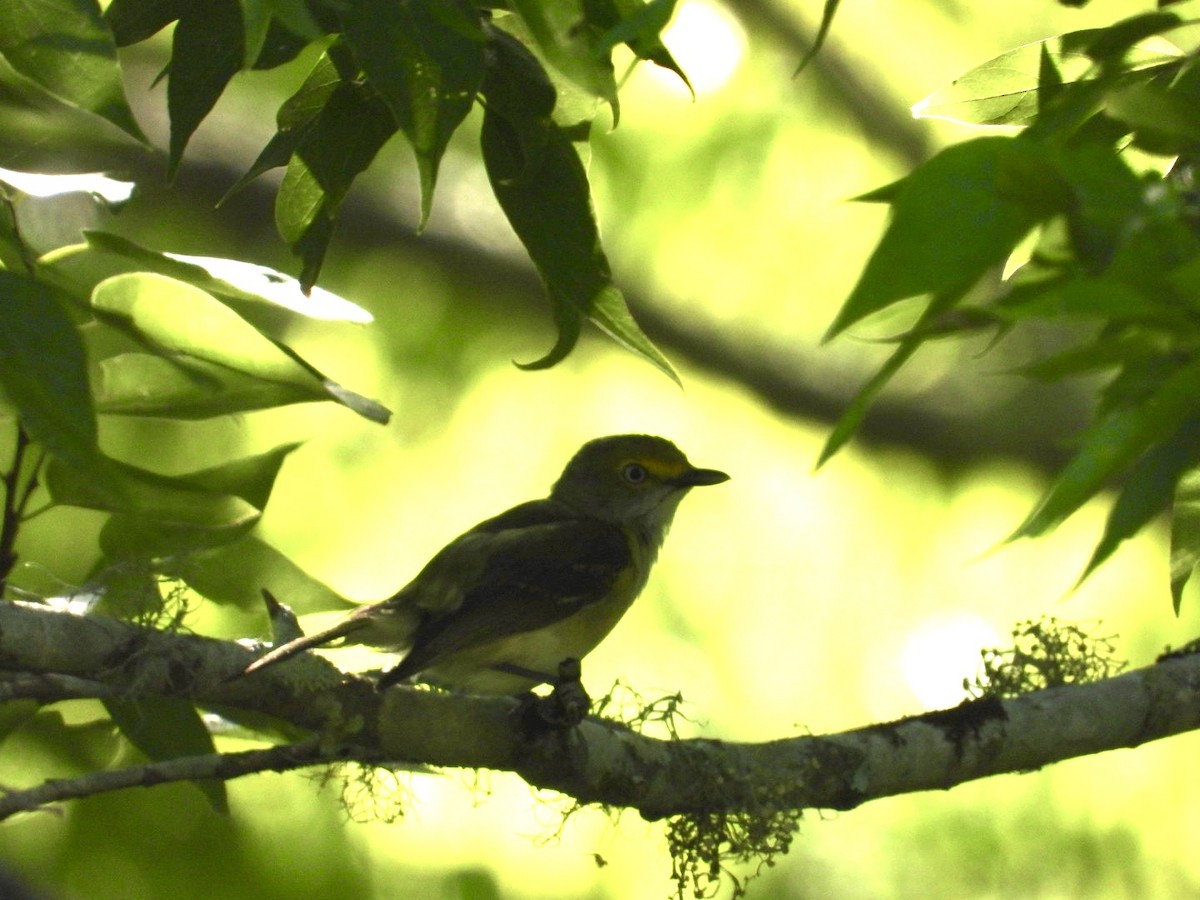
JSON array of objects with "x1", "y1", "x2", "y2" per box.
[
  {"x1": 0, "y1": 671, "x2": 115, "y2": 703},
  {"x1": 0, "y1": 737, "x2": 349, "y2": 821}
]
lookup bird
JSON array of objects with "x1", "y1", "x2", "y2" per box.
[{"x1": 242, "y1": 434, "x2": 728, "y2": 696}]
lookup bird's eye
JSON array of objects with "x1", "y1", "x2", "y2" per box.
[{"x1": 622, "y1": 462, "x2": 648, "y2": 484}]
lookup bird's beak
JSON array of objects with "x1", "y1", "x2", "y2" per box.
[{"x1": 673, "y1": 466, "x2": 730, "y2": 488}]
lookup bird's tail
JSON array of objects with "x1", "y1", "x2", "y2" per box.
[{"x1": 241, "y1": 615, "x2": 369, "y2": 678}]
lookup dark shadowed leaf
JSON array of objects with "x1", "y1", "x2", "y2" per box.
[
  {"x1": 274, "y1": 82, "x2": 397, "y2": 289},
  {"x1": 105, "y1": 0, "x2": 188, "y2": 46},
  {"x1": 181, "y1": 534, "x2": 350, "y2": 612},
  {"x1": 341, "y1": 0, "x2": 484, "y2": 226},
  {"x1": 1079, "y1": 416, "x2": 1200, "y2": 584},
  {"x1": 479, "y1": 28, "x2": 673, "y2": 380},
  {"x1": 105, "y1": 697, "x2": 227, "y2": 812},
  {"x1": 168, "y1": 0, "x2": 243, "y2": 176},
  {"x1": 1014, "y1": 355, "x2": 1200, "y2": 539},
  {"x1": 0, "y1": 270, "x2": 123, "y2": 500}
]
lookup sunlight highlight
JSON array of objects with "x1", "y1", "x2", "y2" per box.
[
  {"x1": 900, "y1": 615, "x2": 1001, "y2": 710},
  {"x1": 652, "y1": 0, "x2": 746, "y2": 96}
]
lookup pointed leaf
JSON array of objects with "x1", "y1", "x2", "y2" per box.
[
  {"x1": 105, "y1": 0, "x2": 187, "y2": 46},
  {"x1": 93, "y1": 352, "x2": 319, "y2": 419},
  {"x1": 1170, "y1": 468, "x2": 1200, "y2": 613},
  {"x1": 0, "y1": 270, "x2": 123, "y2": 500},
  {"x1": 480, "y1": 95, "x2": 674, "y2": 380},
  {"x1": 827, "y1": 137, "x2": 1061, "y2": 340},
  {"x1": 181, "y1": 534, "x2": 349, "y2": 612},
  {"x1": 168, "y1": 0, "x2": 244, "y2": 175},
  {"x1": 510, "y1": 0, "x2": 619, "y2": 119},
  {"x1": 793, "y1": 0, "x2": 841, "y2": 76},
  {"x1": 913, "y1": 29, "x2": 1180, "y2": 128},
  {"x1": 90, "y1": 272, "x2": 390, "y2": 423},
  {"x1": 1079, "y1": 416, "x2": 1200, "y2": 584},
  {"x1": 818, "y1": 289, "x2": 962, "y2": 466},
  {"x1": 592, "y1": 0, "x2": 691, "y2": 94},
  {"x1": 0, "y1": 0, "x2": 145, "y2": 141},
  {"x1": 105, "y1": 697, "x2": 227, "y2": 812},
  {"x1": 274, "y1": 83, "x2": 397, "y2": 288},
  {"x1": 1015, "y1": 355, "x2": 1200, "y2": 539},
  {"x1": 341, "y1": 0, "x2": 484, "y2": 226},
  {"x1": 222, "y1": 48, "x2": 343, "y2": 200},
  {"x1": 84, "y1": 231, "x2": 373, "y2": 322},
  {"x1": 45, "y1": 455, "x2": 261, "y2": 527}
]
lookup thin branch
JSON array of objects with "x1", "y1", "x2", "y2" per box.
[
  {"x1": 0, "y1": 737, "x2": 346, "y2": 821},
  {"x1": 0, "y1": 670, "x2": 115, "y2": 703}
]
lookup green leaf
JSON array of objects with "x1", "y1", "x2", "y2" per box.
[
  {"x1": 274, "y1": 81, "x2": 397, "y2": 289},
  {"x1": 105, "y1": 697, "x2": 227, "y2": 813},
  {"x1": 84, "y1": 231, "x2": 373, "y2": 323},
  {"x1": 818, "y1": 289, "x2": 962, "y2": 466},
  {"x1": 826, "y1": 137, "x2": 1061, "y2": 340},
  {"x1": 92, "y1": 352, "x2": 319, "y2": 419},
  {"x1": 222, "y1": 48, "x2": 343, "y2": 200},
  {"x1": 913, "y1": 28, "x2": 1179, "y2": 128},
  {"x1": 995, "y1": 277, "x2": 1179, "y2": 324},
  {"x1": 0, "y1": 0, "x2": 145, "y2": 141},
  {"x1": 1105, "y1": 80, "x2": 1200, "y2": 146},
  {"x1": 793, "y1": 0, "x2": 841, "y2": 76},
  {"x1": 1170, "y1": 467, "x2": 1200, "y2": 612},
  {"x1": 168, "y1": 0, "x2": 244, "y2": 176},
  {"x1": 340, "y1": 0, "x2": 484, "y2": 227},
  {"x1": 91, "y1": 273, "x2": 324, "y2": 389},
  {"x1": 180, "y1": 534, "x2": 349, "y2": 611},
  {"x1": 1083, "y1": 11, "x2": 1181, "y2": 64},
  {"x1": 480, "y1": 55, "x2": 674, "y2": 380},
  {"x1": 510, "y1": 0, "x2": 619, "y2": 121},
  {"x1": 90, "y1": 272, "x2": 390, "y2": 423},
  {"x1": 176, "y1": 441, "x2": 300, "y2": 510},
  {"x1": 591, "y1": 0, "x2": 691, "y2": 94},
  {"x1": 1013, "y1": 331, "x2": 1172, "y2": 381},
  {"x1": 45, "y1": 455, "x2": 261, "y2": 527},
  {"x1": 1014, "y1": 355, "x2": 1200, "y2": 539},
  {"x1": 0, "y1": 270, "x2": 124, "y2": 501},
  {"x1": 1079, "y1": 415, "x2": 1200, "y2": 584}
]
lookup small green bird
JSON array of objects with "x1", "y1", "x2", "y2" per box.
[{"x1": 244, "y1": 434, "x2": 728, "y2": 695}]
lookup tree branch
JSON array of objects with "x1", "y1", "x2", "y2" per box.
[
  {"x1": 0, "y1": 736, "x2": 341, "y2": 821},
  {"x1": 2, "y1": 601, "x2": 1197, "y2": 822}
]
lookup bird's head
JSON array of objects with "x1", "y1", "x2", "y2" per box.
[{"x1": 551, "y1": 434, "x2": 728, "y2": 544}]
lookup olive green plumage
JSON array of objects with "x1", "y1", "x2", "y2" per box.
[{"x1": 243, "y1": 434, "x2": 728, "y2": 693}]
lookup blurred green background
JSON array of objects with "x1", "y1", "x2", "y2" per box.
[{"x1": 5, "y1": 0, "x2": 1200, "y2": 897}]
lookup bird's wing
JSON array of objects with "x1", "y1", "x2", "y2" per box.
[{"x1": 385, "y1": 512, "x2": 632, "y2": 680}]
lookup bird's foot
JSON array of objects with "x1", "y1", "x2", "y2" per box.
[{"x1": 518, "y1": 658, "x2": 590, "y2": 734}]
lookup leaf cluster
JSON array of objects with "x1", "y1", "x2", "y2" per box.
[
  {"x1": 822, "y1": 5, "x2": 1200, "y2": 609},
  {"x1": 0, "y1": 0, "x2": 690, "y2": 812},
  {"x1": 96, "y1": 0, "x2": 683, "y2": 378}
]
